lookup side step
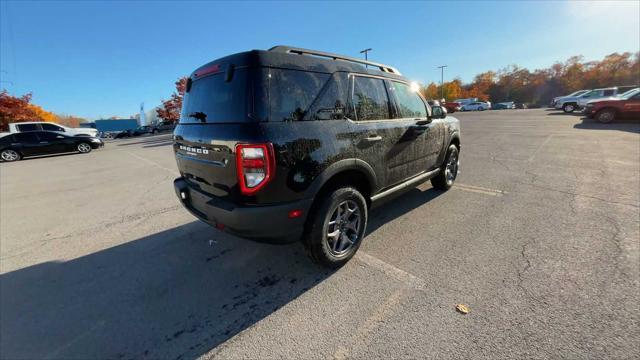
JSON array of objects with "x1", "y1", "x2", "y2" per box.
[{"x1": 371, "y1": 168, "x2": 440, "y2": 202}]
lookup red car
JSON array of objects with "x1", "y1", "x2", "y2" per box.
[
  {"x1": 584, "y1": 88, "x2": 640, "y2": 123},
  {"x1": 443, "y1": 101, "x2": 461, "y2": 113}
]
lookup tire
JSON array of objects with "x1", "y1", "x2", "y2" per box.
[
  {"x1": 303, "y1": 187, "x2": 368, "y2": 268},
  {"x1": 477, "y1": 106, "x2": 483, "y2": 111},
  {"x1": 77, "y1": 142, "x2": 92, "y2": 154},
  {"x1": 431, "y1": 144, "x2": 459, "y2": 190},
  {"x1": 596, "y1": 109, "x2": 616, "y2": 123},
  {"x1": 562, "y1": 103, "x2": 576, "y2": 113},
  {"x1": 1, "y1": 149, "x2": 21, "y2": 162}
]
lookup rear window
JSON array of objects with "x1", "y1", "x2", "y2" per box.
[{"x1": 180, "y1": 68, "x2": 254, "y2": 124}]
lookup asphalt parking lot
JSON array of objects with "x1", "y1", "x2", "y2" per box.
[{"x1": 1, "y1": 109, "x2": 638, "y2": 359}]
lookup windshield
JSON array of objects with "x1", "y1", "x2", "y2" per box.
[
  {"x1": 618, "y1": 88, "x2": 640, "y2": 99},
  {"x1": 569, "y1": 90, "x2": 587, "y2": 96},
  {"x1": 180, "y1": 68, "x2": 256, "y2": 124}
]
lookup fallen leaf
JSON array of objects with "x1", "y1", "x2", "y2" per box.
[{"x1": 456, "y1": 304, "x2": 469, "y2": 314}]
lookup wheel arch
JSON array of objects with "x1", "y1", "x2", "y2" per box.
[
  {"x1": 596, "y1": 106, "x2": 620, "y2": 116},
  {"x1": 304, "y1": 159, "x2": 377, "y2": 207}
]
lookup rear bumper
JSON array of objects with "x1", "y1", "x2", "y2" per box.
[{"x1": 174, "y1": 177, "x2": 313, "y2": 243}]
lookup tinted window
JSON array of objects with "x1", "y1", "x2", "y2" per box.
[
  {"x1": 603, "y1": 89, "x2": 615, "y2": 96},
  {"x1": 352, "y1": 76, "x2": 390, "y2": 121},
  {"x1": 41, "y1": 123, "x2": 65, "y2": 132},
  {"x1": 180, "y1": 68, "x2": 253, "y2": 124},
  {"x1": 38, "y1": 132, "x2": 64, "y2": 141},
  {"x1": 270, "y1": 69, "x2": 329, "y2": 122},
  {"x1": 304, "y1": 74, "x2": 348, "y2": 120},
  {"x1": 390, "y1": 82, "x2": 427, "y2": 118},
  {"x1": 16, "y1": 124, "x2": 40, "y2": 132},
  {"x1": 14, "y1": 133, "x2": 39, "y2": 143}
]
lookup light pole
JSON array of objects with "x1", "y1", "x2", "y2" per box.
[
  {"x1": 360, "y1": 48, "x2": 372, "y2": 68},
  {"x1": 437, "y1": 65, "x2": 448, "y2": 100}
]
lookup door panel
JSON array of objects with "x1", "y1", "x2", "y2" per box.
[
  {"x1": 36, "y1": 132, "x2": 68, "y2": 154},
  {"x1": 388, "y1": 80, "x2": 443, "y2": 173},
  {"x1": 348, "y1": 75, "x2": 428, "y2": 189},
  {"x1": 12, "y1": 133, "x2": 41, "y2": 156}
]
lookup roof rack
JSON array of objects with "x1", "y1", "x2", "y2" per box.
[{"x1": 269, "y1": 46, "x2": 402, "y2": 75}]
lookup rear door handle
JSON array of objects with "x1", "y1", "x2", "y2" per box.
[{"x1": 365, "y1": 135, "x2": 383, "y2": 142}]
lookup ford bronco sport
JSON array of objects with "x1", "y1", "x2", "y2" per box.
[{"x1": 173, "y1": 46, "x2": 461, "y2": 267}]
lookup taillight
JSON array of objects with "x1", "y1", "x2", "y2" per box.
[{"x1": 236, "y1": 143, "x2": 275, "y2": 196}]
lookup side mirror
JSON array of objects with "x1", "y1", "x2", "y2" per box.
[{"x1": 431, "y1": 105, "x2": 447, "y2": 119}]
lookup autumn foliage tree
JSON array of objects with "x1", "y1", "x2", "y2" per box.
[
  {"x1": 422, "y1": 52, "x2": 639, "y2": 106},
  {"x1": 0, "y1": 90, "x2": 81, "y2": 131},
  {"x1": 157, "y1": 77, "x2": 188, "y2": 123}
]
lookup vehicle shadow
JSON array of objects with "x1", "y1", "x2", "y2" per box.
[
  {"x1": 546, "y1": 111, "x2": 582, "y2": 116},
  {"x1": 574, "y1": 117, "x2": 640, "y2": 134},
  {"x1": 0, "y1": 221, "x2": 333, "y2": 360},
  {"x1": 116, "y1": 135, "x2": 173, "y2": 147},
  {"x1": 143, "y1": 141, "x2": 174, "y2": 148},
  {"x1": 367, "y1": 185, "x2": 444, "y2": 235}
]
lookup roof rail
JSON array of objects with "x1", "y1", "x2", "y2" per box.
[{"x1": 269, "y1": 46, "x2": 402, "y2": 75}]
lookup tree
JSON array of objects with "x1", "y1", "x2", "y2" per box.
[
  {"x1": 0, "y1": 90, "x2": 40, "y2": 130},
  {"x1": 157, "y1": 77, "x2": 188, "y2": 123}
]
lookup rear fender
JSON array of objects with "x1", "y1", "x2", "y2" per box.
[{"x1": 303, "y1": 159, "x2": 377, "y2": 199}]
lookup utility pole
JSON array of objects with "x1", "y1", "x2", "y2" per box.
[
  {"x1": 360, "y1": 48, "x2": 372, "y2": 68},
  {"x1": 437, "y1": 65, "x2": 448, "y2": 100}
]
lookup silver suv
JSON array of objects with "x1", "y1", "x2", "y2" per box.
[{"x1": 556, "y1": 86, "x2": 637, "y2": 113}]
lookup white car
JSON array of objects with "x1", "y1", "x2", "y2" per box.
[
  {"x1": 8, "y1": 122, "x2": 98, "y2": 137},
  {"x1": 461, "y1": 101, "x2": 490, "y2": 111}
]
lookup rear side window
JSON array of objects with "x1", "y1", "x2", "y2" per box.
[
  {"x1": 390, "y1": 81, "x2": 428, "y2": 118},
  {"x1": 352, "y1": 76, "x2": 391, "y2": 121},
  {"x1": 41, "y1": 123, "x2": 65, "y2": 132},
  {"x1": 603, "y1": 89, "x2": 615, "y2": 96},
  {"x1": 16, "y1": 124, "x2": 40, "y2": 132},
  {"x1": 14, "y1": 133, "x2": 39, "y2": 143},
  {"x1": 180, "y1": 68, "x2": 253, "y2": 124},
  {"x1": 269, "y1": 69, "x2": 329, "y2": 122},
  {"x1": 304, "y1": 73, "x2": 348, "y2": 121}
]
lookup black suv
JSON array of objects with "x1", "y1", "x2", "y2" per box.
[{"x1": 173, "y1": 46, "x2": 460, "y2": 267}]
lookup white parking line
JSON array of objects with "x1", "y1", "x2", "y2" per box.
[
  {"x1": 528, "y1": 134, "x2": 553, "y2": 162},
  {"x1": 121, "y1": 150, "x2": 179, "y2": 176},
  {"x1": 455, "y1": 183, "x2": 506, "y2": 196},
  {"x1": 355, "y1": 251, "x2": 426, "y2": 290}
]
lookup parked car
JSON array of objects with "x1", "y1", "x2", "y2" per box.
[
  {"x1": 550, "y1": 90, "x2": 590, "y2": 108},
  {"x1": 443, "y1": 101, "x2": 461, "y2": 113},
  {"x1": 461, "y1": 101, "x2": 490, "y2": 111},
  {"x1": 0, "y1": 131, "x2": 103, "y2": 162},
  {"x1": 152, "y1": 121, "x2": 177, "y2": 133},
  {"x1": 172, "y1": 46, "x2": 461, "y2": 268},
  {"x1": 492, "y1": 102, "x2": 515, "y2": 110},
  {"x1": 556, "y1": 87, "x2": 636, "y2": 113},
  {"x1": 132, "y1": 126, "x2": 153, "y2": 136},
  {"x1": 453, "y1": 98, "x2": 477, "y2": 106},
  {"x1": 584, "y1": 87, "x2": 640, "y2": 123},
  {"x1": 7, "y1": 121, "x2": 99, "y2": 137}
]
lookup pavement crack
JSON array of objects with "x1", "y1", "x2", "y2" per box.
[{"x1": 515, "y1": 238, "x2": 549, "y2": 306}]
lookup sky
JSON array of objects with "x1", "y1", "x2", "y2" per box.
[{"x1": 1, "y1": 0, "x2": 638, "y2": 119}]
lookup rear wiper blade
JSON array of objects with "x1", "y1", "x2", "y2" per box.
[{"x1": 188, "y1": 112, "x2": 207, "y2": 123}]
